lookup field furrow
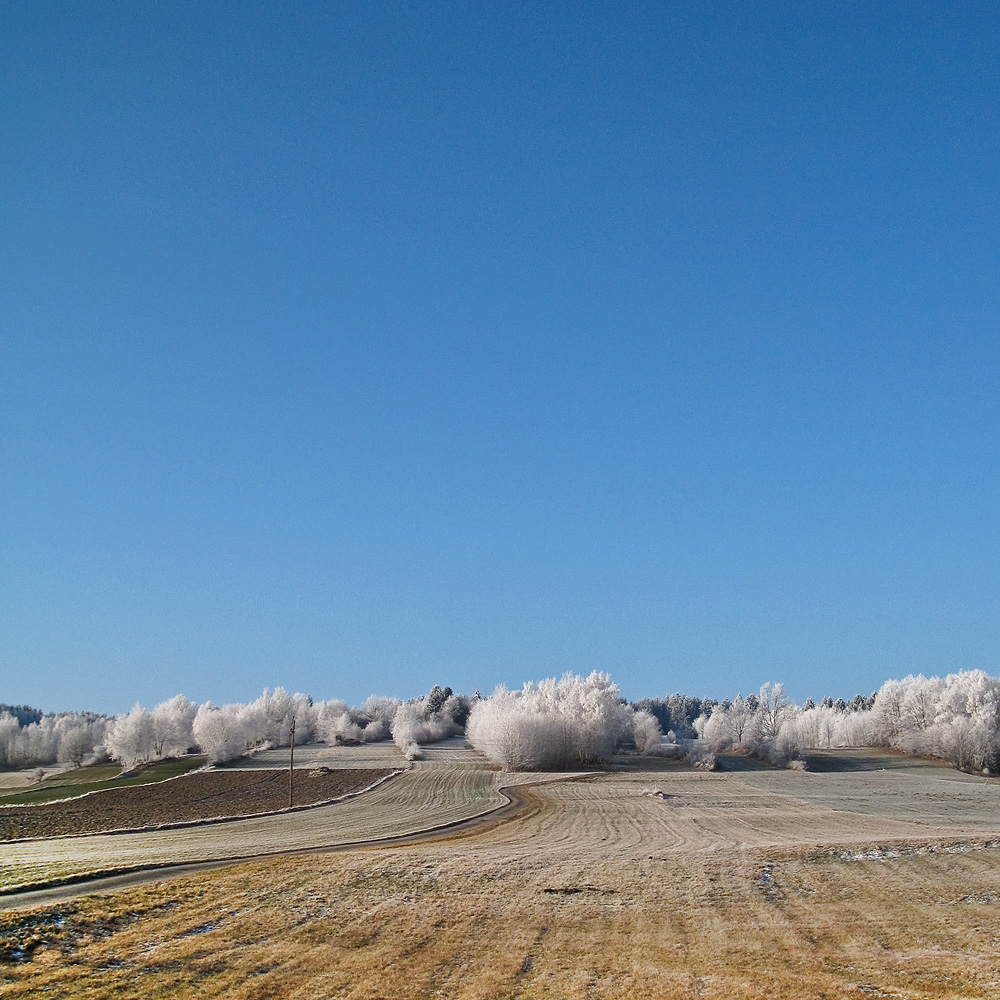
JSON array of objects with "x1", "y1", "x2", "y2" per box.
[{"x1": 0, "y1": 744, "x2": 507, "y2": 893}]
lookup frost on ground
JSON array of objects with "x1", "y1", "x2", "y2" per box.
[
  {"x1": 835, "y1": 840, "x2": 1000, "y2": 863},
  {"x1": 2, "y1": 748, "x2": 1000, "y2": 999},
  {"x1": 0, "y1": 768, "x2": 395, "y2": 841},
  {"x1": 0, "y1": 746, "x2": 506, "y2": 893}
]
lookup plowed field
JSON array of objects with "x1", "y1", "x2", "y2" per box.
[{"x1": 0, "y1": 768, "x2": 393, "y2": 841}]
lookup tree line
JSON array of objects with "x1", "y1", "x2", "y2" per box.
[
  {"x1": 3, "y1": 669, "x2": 999, "y2": 774},
  {"x1": 692, "y1": 671, "x2": 1000, "y2": 773},
  {"x1": 0, "y1": 685, "x2": 474, "y2": 771}
]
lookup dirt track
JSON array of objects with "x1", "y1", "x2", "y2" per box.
[{"x1": 0, "y1": 779, "x2": 540, "y2": 912}]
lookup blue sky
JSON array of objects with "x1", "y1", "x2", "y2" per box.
[{"x1": 2, "y1": 2, "x2": 997, "y2": 715}]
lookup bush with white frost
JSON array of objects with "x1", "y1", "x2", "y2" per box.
[
  {"x1": 693, "y1": 670, "x2": 1000, "y2": 774},
  {"x1": 631, "y1": 709, "x2": 664, "y2": 754},
  {"x1": 9, "y1": 668, "x2": 1000, "y2": 779},
  {"x1": 105, "y1": 703, "x2": 156, "y2": 770},
  {"x1": 57, "y1": 726, "x2": 96, "y2": 768},
  {"x1": 391, "y1": 700, "x2": 459, "y2": 750},
  {"x1": 466, "y1": 672, "x2": 634, "y2": 771},
  {"x1": 0, "y1": 711, "x2": 111, "y2": 771},
  {"x1": 696, "y1": 683, "x2": 805, "y2": 766},
  {"x1": 867, "y1": 670, "x2": 1000, "y2": 773},
  {"x1": 152, "y1": 694, "x2": 197, "y2": 757},
  {"x1": 316, "y1": 702, "x2": 365, "y2": 744},
  {"x1": 192, "y1": 702, "x2": 250, "y2": 765},
  {"x1": 248, "y1": 687, "x2": 316, "y2": 747},
  {"x1": 315, "y1": 694, "x2": 401, "y2": 744}
]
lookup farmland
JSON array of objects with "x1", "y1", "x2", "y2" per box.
[
  {"x1": 0, "y1": 767, "x2": 394, "y2": 841},
  {"x1": 0, "y1": 758, "x2": 206, "y2": 808},
  {"x1": 0, "y1": 741, "x2": 525, "y2": 894},
  {"x1": 2, "y1": 745, "x2": 1000, "y2": 997}
]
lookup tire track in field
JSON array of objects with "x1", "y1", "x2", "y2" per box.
[{"x1": 433, "y1": 765, "x2": 1000, "y2": 872}]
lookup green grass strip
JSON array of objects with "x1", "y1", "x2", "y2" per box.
[{"x1": 0, "y1": 757, "x2": 207, "y2": 807}]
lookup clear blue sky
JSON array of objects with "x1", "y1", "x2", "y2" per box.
[{"x1": 2, "y1": 2, "x2": 997, "y2": 716}]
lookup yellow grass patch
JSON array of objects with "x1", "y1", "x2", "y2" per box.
[{"x1": 3, "y1": 844, "x2": 1000, "y2": 998}]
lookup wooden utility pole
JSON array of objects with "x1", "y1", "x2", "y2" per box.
[{"x1": 288, "y1": 717, "x2": 295, "y2": 809}]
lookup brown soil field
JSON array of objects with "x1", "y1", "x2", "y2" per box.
[{"x1": 0, "y1": 768, "x2": 394, "y2": 841}]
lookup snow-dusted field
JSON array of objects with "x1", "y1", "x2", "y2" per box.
[
  {"x1": 2, "y1": 745, "x2": 998, "y2": 899},
  {"x1": 0, "y1": 742, "x2": 499, "y2": 893},
  {"x1": 221, "y1": 739, "x2": 408, "y2": 771}
]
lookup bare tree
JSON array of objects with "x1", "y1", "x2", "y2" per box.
[{"x1": 754, "y1": 683, "x2": 791, "y2": 743}]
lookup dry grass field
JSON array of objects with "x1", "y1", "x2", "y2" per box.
[{"x1": 2, "y1": 747, "x2": 1000, "y2": 998}]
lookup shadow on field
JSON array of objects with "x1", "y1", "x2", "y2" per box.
[
  {"x1": 608, "y1": 755, "x2": 693, "y2": 773},
  {"x1": 614, "y1": 748, "x2": 961, "y2": 776},
  {"x1": 713, "y1": 754, "x2": 776, "y2": 772},
  {"x1": 804, "y1": 748, "x2": 955, "y2": 773}
]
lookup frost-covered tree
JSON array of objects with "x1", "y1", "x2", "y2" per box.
[
  {"x1": 315, "y1": 700, "x2": 363, "y2": 743},
  {"x1": 390, "y1": 702, "x2": 431, "y2": 758},
  {"x1": 869, "y1": 678, "x2": 905, "y2": 748},
  {"x1": 752, "y1": 682, "x2": 792, "y2": 744},
  {"x1": 213, "y1": 688, "x2": 319, "y2": 751},
  {"x1": 630, "y1": 694, "x2": 717, "y2": 739},
  {"x1": 763, "y1": 670, "x2": 1000, "y2": 773},
  {"x1": 727, "y1": 694, "x2": 755, "y2": 745},
  {"x1": 631, "y1": 709, "x2": 663, "y2": 754},
  {"x1": 924, "y1": 671, "x2": 1000, "y2": 772},
  {"x1": 106, "y1": 704, "x2": 156, "y2": 770},
  {"x1": 359, "y1": 695, "x2": 402, "y2": 741},
  {"x1": 192, "y1": 702, "x2": 250, "y2": 764},
  {"x1": 290, "y1": 691, "x2": 317, "y2": 744},
  {"x1": 389, "y1": 685, "x2": 470, "y2": 756},
  {"x1": 697, "y1": 683, "x2": 804, "y2": 766},
  {"x1": 467, "y1": 672, "x2": 634, "y2": 770},
  {"x1": 314, "y1": 694, "x2": 402, "y2": 744},
  {"x1": 787, "y1": 702, "x2": 855, "y2": 748},
  {"x1": 390, "y1": 700, "x2": 457, "y2": 754},
  {"x1": 57, "y1": 726, "x2": 96, "y2": 767},
  {"x1": 253, "y1": 687, "x2": 294, "y2": 746},
  {"x1": 151, "y1": 695, "x2": 197, "y2": 757},
  {"x1": 14, "y1": 716, "x2": 60, "y2": 767},
  {"x1": 0, "y1": 705, "x2": 42, "y2": 726},
  {"x1": 0, "y1": 716, "x2": 21, "y2": 770},
  {"x1": 0, "y1": 712, "x2": 110, "y2": 771}
]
